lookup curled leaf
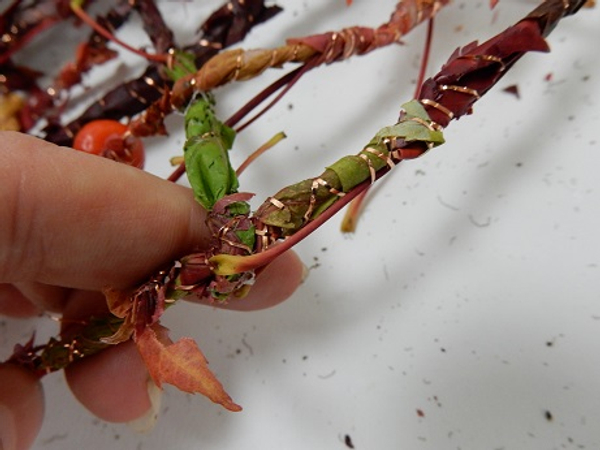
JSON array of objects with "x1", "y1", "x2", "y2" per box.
[
  {"x1": 100, "y1": 287, "x2": 134, "y2": 344},
  {"x1": 184, "y1": 95, "x2": 239, "y2": 210},
  {"x1": 135, "y1": 324, "x2": 242, "y2": 412},
  {"x1": 103, "y1": 286, "x2": 133, "y2": 318}
]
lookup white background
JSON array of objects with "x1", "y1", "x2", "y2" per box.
[{"x1": 2, "y1": 1, "x2": 600, "y2": 449}]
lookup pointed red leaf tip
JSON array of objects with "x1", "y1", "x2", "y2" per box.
[
  {"x1": 135, "y1": 324, "x2": 242, "y2": 412},
  {"x1": 490, "y1": 0, "x2": 499, "y2": 8},
  {"x1": 346, "y1": 0, "x2": 352, "y2": 5}
]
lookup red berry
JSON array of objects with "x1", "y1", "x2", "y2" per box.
[{"x1": 73, "y1": 120, "x2": 145, "y2": 169}]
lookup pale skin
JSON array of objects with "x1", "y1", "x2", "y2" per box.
[{"x1": 0, "y1": 131, "x2": 304, "y2": 450}]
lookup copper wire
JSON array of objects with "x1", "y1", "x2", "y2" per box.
[
  {"x1": 406, "y1": 117, "x2": 441, "y2": 149},
  {"x1": 165, "y1": 48, "x2": 176, "y2": 71},
  {"x1": 316, "y1": 177, "x2": 345, "y2": 196},
  {"x1": 177, "y1": 282, "x2": 205, "y2": 292},
  {"x1": 440, "y1": 84, "x2": 481, "y2": 99},
  {"x1": 408, "y1": 116, "x2": 443, "y2": 132},
  {"x1": 417, "y1": 78, "x2": 485, "y2": 128},
  {"x1": 217, "y1": 218, "x2": 253, "y2": 252},
  {"x1": 304, "y1": 179, "x2": 323, "y2": 221},
  {"x1": 268, "y1": 197, "x2": 286, "y2": 209},
  {"x1": 363, "y1": 147, "x2": 396, "y2": 169},
  {"x1": 144, "y1": 75, "x2": 157, "y2": 88},
  {"x1": 128, "y1": 86, "x2": 149, "y2": 105},
  {"x1": 232, "y1": 53, "x2": 243, "y2": 80},
  {"x1": 255, "y1": 224, "x2": 277, "y2": 249},
  {"x1": 304, "y1": 177, "x2": 345, "y2": 221},
  {"x1": 359, "y1": 153, "x2": 377, "y2": 184},
  {"x1": 342, "y1": 29, "x2": 358, "y2": 60},
  {"x1": 291, "y1": 44, "x2": 301, "y2": 61},
  {"x1": 458, "y1": 54, "x2": 506, "y2": 71},
  {"x1": 269, "y1": 48, "x2": 279, "y2": 67},
  {"x1": 420, "y1": 98, "x2": 455, "y2": 120},
  {"x1": 324, "y1": 32, "x2": 339, "y2": 62},
  {"x1": 358, "y1": 147, "x2": 396, "y2": 183}
]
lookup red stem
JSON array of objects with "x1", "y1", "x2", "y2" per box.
[
  {"x1": 167, "y1": 65, "x2": 310, "y2": 183},
  {"x1": 70, "y1": 4, "x2": 169, "y2": 64},
  {"x1": 234, "y1": 62, "x2": 315, "y2": 133},
  {"x1": 341, "y1": 17, "x2": 435, "y2": 232},
  {"x1": 214, "y1": 157, "x2": 404, "y2": 273},
  {"x1": 413, "y1": 17, "x2": 435, "y2": 99}
]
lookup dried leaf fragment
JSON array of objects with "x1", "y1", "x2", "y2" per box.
[
  {"x1": 502, "y1": 84, "x2": 520, "y2": 99},
  {"x1": 136, "y1": 324, "x2": 242, "y2": 412}
]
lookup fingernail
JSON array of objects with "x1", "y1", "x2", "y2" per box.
[
  {"x1": 0, "y1": 404, "x2": 16, "y2": 450},
  {"x1": 128, "y1": 378, "x2": 162, "y2": 433},
  {"x1": 300, "y1": 261, "x2": 310, "y2": 283}
]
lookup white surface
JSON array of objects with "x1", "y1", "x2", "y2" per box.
[{"x1": 2, "y1": 1, "x2": 600, "y2": 449}]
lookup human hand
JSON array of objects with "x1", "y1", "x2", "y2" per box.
[{"x1": 0, "y1": 131, "x2": 304, "y2": 450}]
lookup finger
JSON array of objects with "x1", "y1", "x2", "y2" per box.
[
  {"x1": 0, "y1": 364, "x2": 44, "y2": 450},
  {"x1": 12, "y1": 282, "x2": 70, "y2": 313},
  {"x1": 0, "y1": 131, "x2": 208, "y2": 291},
  {"x1": 61, "y1": 290, "x2": 151, "y2": 422},
  {"x1": 65, "y1": 341, "x2": 152, "y2": 423},
  {"x1": 0, "y1": 284, "x2": 42, "y2": 318},
  {"x1": 190, "y1": 250, "x2": 306, "y2": 311},
  {"x1": 58, "y1": 249, "x2": 304, "y2": 420}
]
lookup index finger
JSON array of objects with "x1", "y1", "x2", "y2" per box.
[{"x1": 0, "y1": 131, "x2": 209, "y2": 291}]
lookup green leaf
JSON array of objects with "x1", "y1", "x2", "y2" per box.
[
  {"x1": 234, "y1": 227, "x2": 256, "y2": 249},
  {"x1": 327, "y1": 156, "x2": 371, "y2": 193},
  {"x1": 183, "y1": 95, "x2": 239, "y2": 210},
  {"x1": 377, "y1": 122, "x2": 445, "y2": 145},
  {"x1": 184, "y1": 136, "x2": 239, "y2": 210},
  {"x1": 401, "y1": 99, "x2": 430, "y2": 121},
  {"x1": 375, "y1": 100, "x2": 445, "y2": 147},
  {"x1": 164, "y1": 50, "x2": 197, "y2": 81},
  {"x1": 226, "y1": 201, "x2": 251, "y2": 216},
  {"x1": 185, "y1": 94, "x2": 216, "y2": 137}
]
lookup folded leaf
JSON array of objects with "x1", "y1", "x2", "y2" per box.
[{"x1": 183, "y1": 94, "x2": 239, "y2": 210}]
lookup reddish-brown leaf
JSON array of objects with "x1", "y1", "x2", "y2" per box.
[
  {"x1": 103, "y1": 287, "x2": 133, "y2": 318},
  {"x1": 135, "y1": 324, "x2": 242, "y2": 412},
  {"x1": 100, "y1": 287, "x2": 136, "y2": 344}
]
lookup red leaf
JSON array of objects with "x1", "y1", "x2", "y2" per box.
[
  {"x1": 103, "y1": 287, "x2": 133, "y2": 318},
  {"x1": 135, "y1": 324, "x2": 242, "y2": 412},
  {"x1": 101, "y1": 287, "x2": 135, "y2": 344}
]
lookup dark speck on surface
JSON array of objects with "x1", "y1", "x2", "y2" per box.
[
  {"x1": 344, "y1": 434, "x2": 355, "y2": 449},
  {"x1": 502, "y1": 84, "x2": 520, "y2": 99}
]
